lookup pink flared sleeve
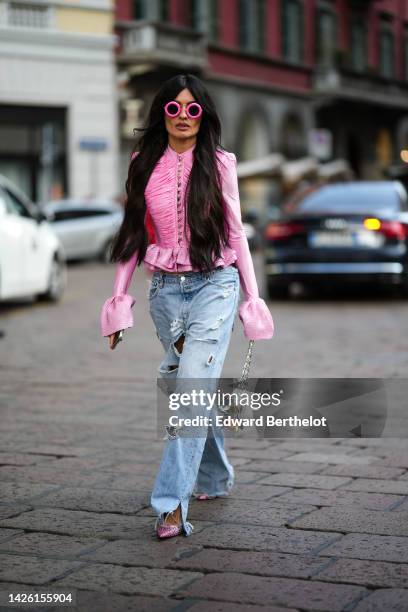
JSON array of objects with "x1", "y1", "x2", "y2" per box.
[
  {"x1": 100, "y1": 249, "x2": 138, "y2": 337},
  {"x1": 100, "y1": 150, "x2": 140, "y2": 338},
  {"x1": 221, "y1": 152, "x2": 275, "y2": 341}
]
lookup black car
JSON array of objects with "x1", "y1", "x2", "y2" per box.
[{"x1": 263, "y1": 181, "x2": 408, "y2": 298}]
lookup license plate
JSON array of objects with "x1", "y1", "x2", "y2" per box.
[
  {"x1": 308, "y1": 230, "x2": 384, "y2": 248},
  {"x1": 308, "y1": 231, "x2": 354, "y2": 247}
]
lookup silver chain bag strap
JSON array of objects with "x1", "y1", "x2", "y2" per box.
[
  {"x1": 218, "y1": 339, "x2": 255, "y2": 431},
  {"x1": 165, "y1": 340, "x2": 255, "y2": 439}
]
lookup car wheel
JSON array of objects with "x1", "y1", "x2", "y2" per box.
[
  {"x1": 267, "y1": 281, "x2": 289, "y2": 300},
  {"x1": 38, "y1": 256, "x2": 67, "y2": 302},
  {"x1": 100, "y1": 239, "x2": 113, "y2": 264}
]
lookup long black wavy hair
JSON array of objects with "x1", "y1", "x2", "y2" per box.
[{"x1": 110, "y1": 73, "x2": 230, "y2": 272}]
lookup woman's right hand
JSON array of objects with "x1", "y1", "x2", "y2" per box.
[{"x1": 109, "y1": 330, "x2": 123, "y2": 350}]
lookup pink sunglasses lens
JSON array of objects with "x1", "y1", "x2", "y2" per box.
[
  {"x1": 165, "y1": 102, "x2": 180, "y2": 116},
  {"x1": 187, "y1": 103, "x2": 202, "y2": 118}
]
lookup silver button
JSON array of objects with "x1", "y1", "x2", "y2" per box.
[{"x1": 180, "y1": 275, "x2": 185, "y2": 281}]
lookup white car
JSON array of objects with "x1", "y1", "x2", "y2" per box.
[
  {"x1": 0, "y1": 175, "x2": 67, "y2": 302},
  {"x1": 42, "y1": 199, "x2": 124, "y2": 263}
]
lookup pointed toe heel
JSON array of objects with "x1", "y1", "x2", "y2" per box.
[
  {"x1": 156, "y1": 523, "x2": 183, "y2": 539},
  {"x1": 194, "y1": 493, "x2": 217, "y2": 501},
  {"x1": 155, "y1": 507, "x2": 184, "y2": 540}
]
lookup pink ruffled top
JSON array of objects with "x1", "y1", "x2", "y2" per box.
[{"x1": 100, "y1": 142, "x2": 274, "y2": 341}]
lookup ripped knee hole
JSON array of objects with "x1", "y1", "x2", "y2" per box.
[
  {"x1": 174, "y1": 334, "x2": 185, "y2": 354},
  {"x1": 167, "y1": 334, "x2": 185, "y2": 370}
]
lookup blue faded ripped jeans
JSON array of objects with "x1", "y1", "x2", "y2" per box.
[{"x1": 148, "y1": 264, "x2": 240, "y2": 536}]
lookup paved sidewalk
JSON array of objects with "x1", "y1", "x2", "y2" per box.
[{"x1": 0, "y1": 261, "x2": 408, "y2": 611}]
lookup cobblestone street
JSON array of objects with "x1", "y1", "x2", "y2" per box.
[{"x1": 1, "y1": 257, "x2": 408, "y2": 611}]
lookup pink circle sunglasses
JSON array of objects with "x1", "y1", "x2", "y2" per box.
[{"x1": 164, "y1": 100, "x2": 203, "y2": 120}]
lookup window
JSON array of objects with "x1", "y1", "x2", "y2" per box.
[
  {"x1": 190, "y1": 0, "x2": 218, "y2": 42},
  {"x1": 238, "y1": 0, "x2": 251, "y2": 49},
  {"x1": 238, "y1": 0, "x2": 265, "y2": 53},
  {"x1": 52, "y1": 209, "x2": 111, "y2": 222},
  {"x1": 133, "y1": 0, "x2": 148, "y2": 20},
  {"x1": 316, "y1": 8, "x2": 337, "y2": 67},
  {"x1": 379, "y1": 25, "x2": 395, "y2": 78},
  {"x1": 158, "y1": 0, "x2": 168, "y2": 22},
  {"x1": 298, "y1": 184, "x2": 401, "y2": 214},
  {"x1": 3, "y1": 187, "x2": 32, "y2": 218},
  {"x1": 254, "y1": 0, "x2": 265, "y2": 52},
  {"x1": 8, "y1": 2, "x2": 51, "y2": 28},
  {"x1": 350, "y1": 16, "x2": 367, "y2": 72},
  {"x1": 208, "y1": 0, "x2": 218, "y2": 42},
  {"x1": 282, "y1": 0, "x2": 303, "y2": 63}
]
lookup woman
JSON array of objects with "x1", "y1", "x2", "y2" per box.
[{"x1": 100, "y1": 74, "x2": 274, "y2": 539}]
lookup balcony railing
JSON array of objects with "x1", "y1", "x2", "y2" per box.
[
  {"x1": 313, "y1": 65, "x2": 408, "y2": 108},
  {"x1": 117, "y1": 21, "x2": 208, "y2": 70}
]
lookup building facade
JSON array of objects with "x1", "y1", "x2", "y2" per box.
[
  {"x1": 0, "y1": 0, "x2": 118, "y2": 203},
  {"x1": 116, "y1": 0, "x2": 408, "y2": 204}
]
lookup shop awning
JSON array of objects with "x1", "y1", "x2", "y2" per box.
[
  {"x1": 237, "y1": 153, "x2": 353, "y2": 183},
  {"x1": 318, "y1": 159, "x2": 352, "y2": 178},
  {"x1": 237, "y1": 153, "x2": 284, "y2": 179},
  {"x1": 281, "y1": 157, "x2": 319, "y2": 182}
]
